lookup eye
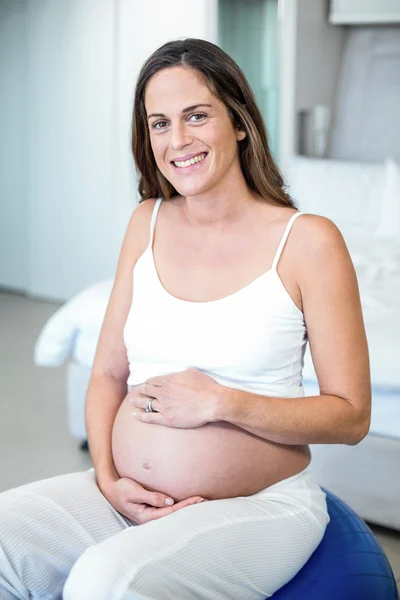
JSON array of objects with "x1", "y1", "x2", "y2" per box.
[
  {"x1": 152, "y1": 120, "x2": 169, "y2": 131},
  {"x1": 189, "y1": 112, "x2": 207, "y2": 123}
]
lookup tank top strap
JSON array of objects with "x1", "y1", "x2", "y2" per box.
[
  {"x1": 149, "y1": 197, "x2": 163, "y2": 247},
  {"x1": 271, "y1": 211, "x2": 304, "y2": 271}
]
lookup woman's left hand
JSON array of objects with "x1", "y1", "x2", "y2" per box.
[{"x1": 129, "y1": 368, "x2": 223, "y2": 428}]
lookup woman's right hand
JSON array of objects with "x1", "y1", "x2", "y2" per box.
[{"x1": 98, "y1": 475, "x2": 207, "y2": 524}]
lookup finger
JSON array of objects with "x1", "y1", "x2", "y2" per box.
[
  {"x1": 144, "y1": 375, "x2": 168, "y2": 387},
  {"x1": 172, "y1": 496, "x2": 208, "y2": 511},
  {"x1": 131, "y1": 408, "x2": 166, "y2": 425},
  {"x1": 121, "y1": 502, "x2": 172, "y2": 524},
  {"x1": 137, "y1": 382, "x2": 164, "y2": 398},
  {"x1": 130, "y1": 395, "x2": 160, "y2": 412},
  {"x1": 139, "y1": 496, "x2": 207, "y2": 522},
  {"x1": 129, "y1": 393, "x2": 149, "y2": 410},
  {"x1": 135, "y1": 489, "x2": 176, "y2": 508}
]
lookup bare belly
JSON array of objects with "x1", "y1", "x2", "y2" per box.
[{"x1": 112, "y1": 395, "x2": 311, "y2": 501}]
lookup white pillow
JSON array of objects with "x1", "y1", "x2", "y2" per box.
[
  {"x1": 34, "y1": 279, "x2": 113, "y2": 366},
  {"x1": 375, "y1": 158, "x2": 400, "y2": 239}
]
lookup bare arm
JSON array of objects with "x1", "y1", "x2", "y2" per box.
[
  {"x1": 85, "y1": 199, "x2": 155, "y2": 490},
  {"x1": 214, "y1": 216, "x2": 371, "y2": 445},
  {"x1": 86, "y1": 199, "x2": 206, "y2": 519}
]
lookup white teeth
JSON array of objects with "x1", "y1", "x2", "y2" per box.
[{"x1": 173, "y1": 153, "x2": 206, "y2": 168}]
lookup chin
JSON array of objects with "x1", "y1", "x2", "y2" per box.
[{"x1": 171, "y1": 179, "x2": 215, "y2": 199}]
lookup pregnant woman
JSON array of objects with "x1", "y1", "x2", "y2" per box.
[{"x1": 0, "y1": 39, "x2": 371, "y2": 600}]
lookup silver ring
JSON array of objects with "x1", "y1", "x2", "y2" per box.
[{"x1": 145, "y1": 398, "x2": 155, "y2": 413}]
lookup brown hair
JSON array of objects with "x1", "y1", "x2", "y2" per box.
[{"x1": 131, "y1": 38, "x2": 294, "y2": 207}]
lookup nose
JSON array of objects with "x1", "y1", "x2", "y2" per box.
[{"x1": 169, "y1": 121, "x2": 192, "y2": 151}]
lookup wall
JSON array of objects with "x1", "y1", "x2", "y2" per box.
[
  {"x1": 278, "y1": 0, "x2": 345, "y2": 168},
  {"x1": 295, "y1": 0, "x2": 345, "y2": 112},
  {"x1": 0, "y1": 0, "x2": 218, "y2": 301},
  {"x1": 0, "y1": 1, "x2": 28, "y2": 291},
  {"x1": 330, "y1": 25, "x2": 400, "y2": 161},
  {"x1": 294, "y1": 0, "x2": 345, "y2": 154},
  {"x1": 26, "y1": 0, "x2": 117, "y2": 301}
]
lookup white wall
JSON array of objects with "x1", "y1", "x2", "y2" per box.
[
  {"x1": 0, "y1": 0, "x2": 218, "y2": 302},
  {"x1": 0, "y1": 1, "x2": 28, "y2": 291},
  {"x1": 26, "y1": 0, "x2": 117, "y2": 301}
]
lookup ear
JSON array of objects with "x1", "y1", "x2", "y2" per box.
[{"x1": 236, "y1": 129, "x2": 246, "y2": 141}]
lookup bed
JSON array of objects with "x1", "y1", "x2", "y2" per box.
[{"x1": 34, "y1": 156, "x2": 400, "y2": 530}]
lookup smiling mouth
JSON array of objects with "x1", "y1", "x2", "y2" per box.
[{"x1": 172, "y1": 153, "x2": 208, "y2": 168}]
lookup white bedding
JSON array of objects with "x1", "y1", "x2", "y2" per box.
[
  {"x1": 344, "y1": 234, "x2": 400, "y2": 320},
  {"x1": 35, "y1": 280, "x2": 113, "y2": 368},
  {"x1": 303, "y1": 234, "x2": 400, "y2": 389}
]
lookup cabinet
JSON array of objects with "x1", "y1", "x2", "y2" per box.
[{"x1": 330, "y1": 0, "x2": 400, "y2": 24}]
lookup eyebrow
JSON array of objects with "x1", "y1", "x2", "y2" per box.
[{"x1": 147, "y1": 103, "x2": 212, "y2": 120}]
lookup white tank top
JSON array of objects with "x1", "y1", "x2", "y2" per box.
[{"x1": 124, "y1": 198, "x2": 307, "y2": 398}]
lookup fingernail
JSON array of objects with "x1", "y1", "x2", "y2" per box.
[
  {"x1": 196, "y1": 498, "x2": 206, "y2": 503},
  {"x1": 165, "y1": 498, "x2": 174, "y2": 505}
]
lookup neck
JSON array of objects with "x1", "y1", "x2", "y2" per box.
[{"x1": 182, "y1": 168, "x2": 257, "y2": 228}]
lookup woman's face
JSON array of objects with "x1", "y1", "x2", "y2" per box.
[{"x1": 144, "y1": 66, "x2": 245, "y2": 198}]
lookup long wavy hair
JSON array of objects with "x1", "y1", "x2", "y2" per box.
[{"x1": 131, "y1": 38, "x2": 294, "y2": 207}]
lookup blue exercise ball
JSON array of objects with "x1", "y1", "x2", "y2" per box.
[{"x1": 270, "y1": 489, "x2": 399, "y2": 599}]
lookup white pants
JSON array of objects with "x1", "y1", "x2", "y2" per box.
[{"x1": 0, "y1": 468, "x2": 329, "y2": 600}]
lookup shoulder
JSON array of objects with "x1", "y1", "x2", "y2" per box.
[
  {"x1": 290, "y1": 214, "x2": 355, "y2": 290},
  {"x1": 132, "y1": 197, "x2": 159, "y2": 225},
  {"x1": 112, "y1": 198, "x2": 160, "y2": 270},
  {"x1": 125, "y1": 198, "x2": 159, "y2": 250},
  {"x1": 270, "y1": 209, "x2": 347, "y2": 266},
  {"x1": 132, "y1": 196, "x2": 182, "y2": 223},
  {"x1": 290, "y1": 213, "x2": 347, "y2": 259},
  {"x1": 294, "y1": 213, "x2": 343, "y2": 242}
]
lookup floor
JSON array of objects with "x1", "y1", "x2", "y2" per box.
[
  {"x1": 0, "y1": 290, "x2": 399, "y2": 591},
  {"x1": 0, "y1": 291, "x2": 92, "y2": 491}
]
